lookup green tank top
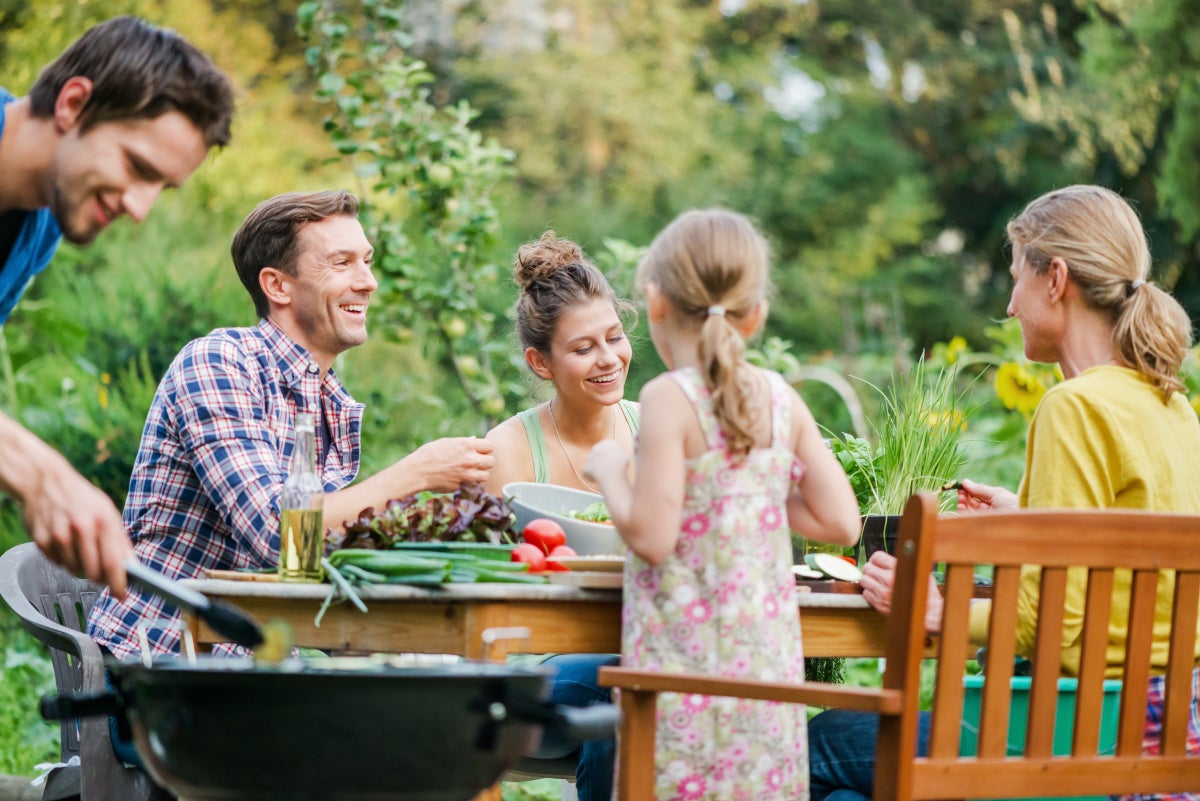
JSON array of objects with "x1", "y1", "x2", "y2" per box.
[{"x1": 518, "y1": 400, "x2": 640, "y2": 483}]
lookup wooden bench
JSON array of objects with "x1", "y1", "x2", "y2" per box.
[{"x1": 600, "y1": 492, "x2": 1200, "y2": 800}]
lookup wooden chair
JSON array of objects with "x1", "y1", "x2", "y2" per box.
[{"x1": 600, "y1": 492, "x2": 1200, "y2": 800}]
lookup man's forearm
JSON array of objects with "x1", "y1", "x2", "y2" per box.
[
  {"x1": 325, "y1": 465, "x2": 426, "y2": 531},
  {"x1": 0, "y1": 410, "x2": 65, "y2": 503}
]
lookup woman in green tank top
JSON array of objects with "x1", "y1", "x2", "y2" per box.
[
  {"x1": 482, "y1": 230, "x2": 636, "y2": 801},
  {"x1": 485, "y1": 230, "x2": 639, "y2": 497}
]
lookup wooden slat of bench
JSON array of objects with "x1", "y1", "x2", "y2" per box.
[
  {"x1": 1163, "y1": 570, "x2": 1200, "y2": 756},
  {"x1": 928, "y1": 563, "x2": 974, "y2": 760},
  {"x1": 600, "y1": 667, "x2": 903, "y2": 714},
  {"x1": 1072, "y1": 567, "x2": 1114, "y2": 755},
  {"x1": 1026, "y1": 566, "x2": 1067, "y2": 758},
  {"x1": 1118, "y1": 568, "x2": 1160, "y2": 756},
  {"x1": 911, "y1": 755, "x2": 1200, "y2": 798},
  {"x1": 978, "y1": 564, "x2": 1019, "y2": 759}
]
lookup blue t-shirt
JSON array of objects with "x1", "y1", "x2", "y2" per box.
[{"x1": 0, "y1": 88, "x2": 62, "y2": 324}]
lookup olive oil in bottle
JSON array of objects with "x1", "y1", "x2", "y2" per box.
[{"x1": 278, "y1": 412, "x2": 325, "y2": 582}]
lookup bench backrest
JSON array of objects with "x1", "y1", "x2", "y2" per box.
[{"x1": 880, "y1": 492, "x2": 1200, "y2": 800}]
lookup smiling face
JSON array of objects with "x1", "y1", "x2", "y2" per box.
[
  {"x1": 535, "y1": 296, "x2": 632, "y2": 407},
  {"x1": 46, "y1": 110, "x2": 209, "y2": 245},
  {"x1": 275, "y1": 215, "x2": 378, "y2": 368}
]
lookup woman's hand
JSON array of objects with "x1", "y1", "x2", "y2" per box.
[
  {"x1": 860, "y1": 551, "x2": 944, "y2": 634},
  {"x1": 956, "y1": 478, "x2": 1018, "y2": 513}
]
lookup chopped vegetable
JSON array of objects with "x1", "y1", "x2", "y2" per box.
[{"x1": 567, "y1": 501, "x2": 612, "y2": 524}]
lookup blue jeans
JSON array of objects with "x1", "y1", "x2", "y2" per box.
[
  {"x1": 103, "y1": 663, "x2": 144, "y2": 769},
  {"x1": 808, "y1": 708, "x2": 932, "y2": 801},
  {"x1": 535, "y1": 653, "x2": 619, "y2": 801}
]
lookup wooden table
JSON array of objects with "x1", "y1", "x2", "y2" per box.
[
  {"x1": 180, "y1": 579, "x2": 895, "y2": 801},
  {"x1": 179, "y1": 578, "x2": 891, "y2": 658}
]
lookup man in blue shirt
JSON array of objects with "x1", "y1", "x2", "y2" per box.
[{"x1": 0, "y1": 16, "x2": 234, "y2": 596}]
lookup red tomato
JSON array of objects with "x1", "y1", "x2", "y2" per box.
[
  {"x1": 839, "y1": 555, "x2": 859, "y2": 567},
  {"x1": 511, "y1": 542, "x2": 547, "y2": 571},
  {"x1": 544, "y1": 544, "x2": 578, "y2": 572},
  {"x1": 522, "y1": 518, "x2": 567, "y2": 555}
]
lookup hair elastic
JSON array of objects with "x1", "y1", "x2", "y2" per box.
[
  {"x1": 1130, "y1": 278, "x2": 1146, "y2": 291},
  {"x1": 707, "y1": 305, "x2": 726, "y2": 317}
]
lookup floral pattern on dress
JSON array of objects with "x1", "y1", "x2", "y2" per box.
[{"x1": 621, "y1": 367, "x2": 809, "y2": 800}]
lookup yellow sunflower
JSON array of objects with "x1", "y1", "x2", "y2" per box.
[
  {"x1": 924, "y1": 408, "x2": 967, "y2": 433},
  {"x1": 994, "y1": 362, "x2": 1046, "y2": 416},
  {"x1": 945, "y1": 336, "x2": 968, "y2": 364}
]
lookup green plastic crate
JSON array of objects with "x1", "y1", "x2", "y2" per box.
[{"x1": 960, "y1": 674, "x2": 1123, "y2": 801}]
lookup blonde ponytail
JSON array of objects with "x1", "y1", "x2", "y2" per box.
[
  {"x1": 698, "y1": 313, "x2": 757, "y2": 457},
  {"x1": 637, "y1": 209, "x2": 772, "y2": 457},
  {"x1": 1113, "y1": 282, "x2": 1191, "y2": 399}
]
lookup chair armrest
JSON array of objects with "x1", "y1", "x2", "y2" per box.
[
  {"x1": 598, "y1": 667, "x2": 902, "y2": 715},
  {"x1": 8, "y1": 585, "x2": 103, "y2": 665}
]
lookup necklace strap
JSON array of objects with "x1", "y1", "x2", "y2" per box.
[{"x1": 547, "y1": 399, "x2": 616, "y2": 493}]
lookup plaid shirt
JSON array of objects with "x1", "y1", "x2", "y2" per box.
[{"x1": 87, "y1": 319, "x2": 363, "y2": 658}]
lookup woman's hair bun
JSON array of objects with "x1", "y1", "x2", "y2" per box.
[{"x1": 513, "y1": 230, "x2": 587, "y2": 289}]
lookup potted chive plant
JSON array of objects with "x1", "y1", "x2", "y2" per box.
[{"x1": 831, "y1": 358, "x2": 971, "y2": 562}]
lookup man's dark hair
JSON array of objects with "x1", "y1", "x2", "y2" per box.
[
  {"x1": 231, "y1": 191, "x2": 361, "y2": 319},
  {"x1": 28, "y1": 16, "x2": 234, "y2": 148}
]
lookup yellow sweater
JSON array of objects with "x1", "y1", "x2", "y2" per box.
[{"x1": 967, "y1": 365, "x2": 1200, "y2": 677}]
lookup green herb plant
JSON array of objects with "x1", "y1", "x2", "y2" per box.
[{"x1": 833, "y1": 358, "x2": 972, "y2": 516}]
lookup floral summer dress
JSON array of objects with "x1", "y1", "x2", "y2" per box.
[{"x1": 621, "y1": 367, "x2": 808, "y2": 801}]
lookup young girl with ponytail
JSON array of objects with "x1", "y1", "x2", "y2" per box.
[{"x1": 585, "y1": 208, "x2": 859, "y2": 800}]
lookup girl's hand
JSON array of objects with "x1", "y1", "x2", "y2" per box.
[
  {"x1": 584, "y1": 439, "x2": 628, "y2": 490},
  {"x1": 956, "y1": 478, "x2": 1018, "y2": 513}
]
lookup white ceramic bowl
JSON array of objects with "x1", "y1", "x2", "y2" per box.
[{"x1": 502, "y1": 482, "x2": 624, "y2": 557}]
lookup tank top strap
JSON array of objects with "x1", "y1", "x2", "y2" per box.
[
  {"x1": 619, "y1": 399, "x2": 640, "y2": 434},
  {"x1": 517, "y1": 406, "x2": 550, "y2": 484},
  {"x1": 766, "y1": 371, "x2": 793, "y2": 450},
  {"x1": 667, "y1": 368, "x2": 724, "y2": 450}
]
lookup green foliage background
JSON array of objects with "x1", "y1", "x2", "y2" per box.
[{"x1": 3, "y1": 0, "x2": 1200, "y2": 788}]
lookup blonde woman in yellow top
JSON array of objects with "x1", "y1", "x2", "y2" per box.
[{"x1": 811, "y1": 185, "x2": 1200, "y2": 801}]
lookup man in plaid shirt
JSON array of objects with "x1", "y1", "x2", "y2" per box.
[{"x1": 87, "y1": 190, "x2": 495, "y2": 660}]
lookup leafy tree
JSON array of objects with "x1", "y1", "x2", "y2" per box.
[{"x1": 298, "y1": 0, "x2": 517, "y2": 434}]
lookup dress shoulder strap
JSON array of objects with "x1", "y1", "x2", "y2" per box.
[
  {"x1": 766, "y1": 371, "x2": 793, "y2": 450},
  {"x1": 667, "y1": 368, "x2": 723, "y2": 450},
  {"x1": 517, "y1": 406, "x2": 550, "y2": 484}
]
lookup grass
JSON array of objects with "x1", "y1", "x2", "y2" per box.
[{"x1": 0, "y1": 608, "x2": 59, "y2": 777}]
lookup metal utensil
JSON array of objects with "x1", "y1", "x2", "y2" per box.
[{"x1": 124, "y1": 559, "x2": 264, "y2": 649}]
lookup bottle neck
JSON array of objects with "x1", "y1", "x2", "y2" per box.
[{"x1": 292, "y1": 425, "x2": 317, "y2": 475}]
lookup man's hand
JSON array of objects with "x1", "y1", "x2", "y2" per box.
[
  {"x1": 956, "y1": 478, "x2": 1018, "y2": 513},
  {"x1": 860, "y1": 551, "x2": 944, "y2": 634},
  {"x1": 15, "y1": 444, "x2": 132, "y2": 597},
  {"x1": 401, "y1": 436, "x2": 495, "y2": 493}
]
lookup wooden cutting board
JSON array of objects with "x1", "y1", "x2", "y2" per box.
[
  {"x1": 796, "y1": 578, "x2": 863, "y2": 594},
  {"x1": 205, "y1": 569, "x2": 280, "y2": 583},
  {"x1": 548, "y1": 571, "x2": 623, "y2": 589}
]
